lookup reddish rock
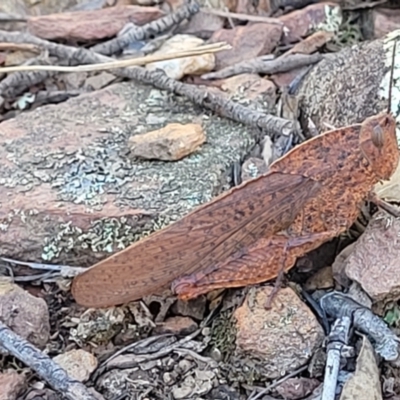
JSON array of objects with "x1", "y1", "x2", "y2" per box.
[
  {"x1": 372, "y1": 8, "x2": 400, "y2": 39},
  {"x1": 271, "y1": 31, "x2": 334, "y2": 88},
  {"x1": 275, "y1": 377, "x2": 321, "y2": 399},
  {"x1": 0, "y1": 370, "x2": 26, "y2": 400},
  {"x1": 279, "y1": 3, "x2": 342, "y2": 44},
  {"x1": 210, "y1": 23, "x2": 282, "y2": 69},
  {"x1": 220, "y1": 74, "x2": 276, "y2": 102},
  {"x1": 146, "y1": 35, "x2": 215, "y2": 80},
  {"x1": 233, "y1": 286, "x2": 324, "y2": 379},
  {"x1": 129, "y1": 123, "x2": 206, "y2": 161},
  {"x1": 345, "y1": 211, "x2": 400, "y2": 303},
  {"x1": 154, "y1": 316, "x2": 198, "y2": 335},
  {"x1": 27, "y1": 6, "x2": 165, "y2": 41},
  {"x1": 271, "y1": 66, "x2": 309, "y2": 89},
  {"x1": 180, "y1": 11, "x2": 224, "y2": 38},
  {"x1": 0, "y1": 280, "x2": 50, "y2": 349},
  {"x1": 287, "y1": 30, "x2": 334, "y2": 55},
  {"x1": 53, "y1": 349, "x2": 98, "y2": 382}
]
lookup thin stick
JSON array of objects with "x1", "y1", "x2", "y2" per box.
[
  {"x1": 201, "y1": 7, "x2": 282, "y2": 25},
  {"x1": 0, "y1": 42, "x2": 40, "y2": 52},
  {"x1": 0, "y1": 42, "x2": 231, "y2": 73}
]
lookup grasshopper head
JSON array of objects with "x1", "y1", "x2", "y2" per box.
[{"x1": 359, "y1": 112, "x2": 399, "y2": 181}]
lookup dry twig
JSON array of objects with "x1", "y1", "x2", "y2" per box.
[
  {"x1": 0, "y1": 321, "x2": 98, "y2": 400},
  {"x1": 0, "y1": 42, "x2": 231, "y2": 73},
  {"x1": 0, "y1": 30, "x2": 295, "y2": 137},
  {"x1": 92, "y1": 0, "x2": 200, "y2": 55},
  {"x1": 202, "y1": 52, "x2": 323, "y2": 80},
  {"x1": 200, "y1": 7, "x2": 282, "y2": 25}
]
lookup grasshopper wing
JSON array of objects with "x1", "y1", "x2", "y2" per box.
[{"x1": 72, "y1": 171, "x2": 320, "y2": 308}]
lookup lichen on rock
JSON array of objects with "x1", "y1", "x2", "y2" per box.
[{"x1": 0, "y1": 81, "x2": 256, "y2": 265}]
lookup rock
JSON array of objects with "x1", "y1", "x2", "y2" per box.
[
  {"x1": 154, "y1": 316, "x2": 198, "y2": 335},
  {"x1": 172, "y1": 369, "x2": 215, "y2": 399},
  {"x1": 176, "y1": 359, "x2": 194, "y2": 375},
  {"x1": 304, "y1": 266, "x2": 334, "y2": 291},
  {"x1": 172, "y1": 296, "x2": 207, "y2": 321},
  {"x1": 146, "y1": 34, "x2": 215, "y2": 80},
  {"x1": 340, "y1": 335, "x2": 382, "y2": 400},
  {"x1": 344, "y1": 211, "x2": 400, "y2": 304},
  {"x1": 331, "y1": 242, "x2": 355, "y2": 288},
  {"x1": 210, "y1": 23, "x2": 282, "y2": 69},
  {"x1": 241, "y1": 157, "x2": 268, "y2": 182},
  {"x1": 127, "y1": 301, "x2": 155, "y2": 329},
  {"x1": 27, "y1": 6, "x2": 164, "y2": 41},
  {"x1": 298, "y1": 29, "x2": 397, "y2": 137},
  {"x1": 143, "y1": 294, "x2": 176, "y2": 323},
  {"x1": 0, "y1": 279, "x2": 49, "y2": 349},
  {"x1": 371, "y1": 8, "x2": 400, "y2": 39},
  {"x1": 84, "y1": 72, "x2": 116, "y2": 91},
  {"x1": 279, "y1": 2, "x2": 342, "y2": 44},
  {"x1": 0, "y1": 81, "x2": 255, "y2": 266},
  {"x1": 180, "y1": 11, "x2": 224, "y2": 39},
  {"x1": 209, "y1": 385, "x2": 240, "y2": 400},
  {"x1": 128, "y1": 123, "x2": 206, "y2": 161},
  {"x1": 275, "y1": 377, "x2": 321, "y2": 399},
  {"x1": 287, "y1": 30, "x2": 335, "y2": 55},
  {"x1": 4, "y1": 49, "x2": 38, "y2": 67},
  {"x1": 220, "y1": 74, "x2": 277, "y2": 107},
  {"x1": 98, "y1": 368, "x2": 153, "y2": 399},
  {"x1": 69, "y1": 307, "x2": 126, "y2": 345},
  {"x1": 232, "y1": 286, "x2": 324, "y2": 379},
  {"x1": 375, "y1": 153, "x2": 400, "y2": 202},
  {"x1": 0, "y1": 370, "x2": 26, "y2": 400},
  {"x1": 271, "y1": 30, "x2": 334, "y2": 88},
  {"x1": 60, "y1": 72, "x2": 88, "y2": 90},
  {"x1": 271, "y1": 66, "x2": 310, "y2": 89},
  {"x1": 297, "y1": 29, "x2": 400, "y2": 195},
  {"x1": 53, "y1": 349, "x2": 98, "y2": 382}
]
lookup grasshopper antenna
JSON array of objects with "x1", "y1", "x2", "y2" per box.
[{"x1": 388, "y1": 39, "x2": 397, "y2": 114}]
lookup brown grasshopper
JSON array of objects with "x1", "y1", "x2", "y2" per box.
[{"x1": 72, "y1": 48, "x2": 400, "y2": 309}]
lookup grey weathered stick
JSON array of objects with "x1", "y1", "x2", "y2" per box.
[
  {"x1": 320, "y1": 291, "x2": 399, "y2": 361},
  {"x1": 202, "y1": 53, "x2": 323, "y2": 80},
  {"x1": 92, "y1": 0, "x2": 200, "y2": 55},
  {"x1": 0, "y1": 31, "x2": 295, "y2": 137},
  {"x1": 321, "y1": 316, "x2": 351, "y2": 400},
  {"x1": 0, "y1": 321, "x2": 97, "y2": 400},
  {"x1": 0, "y1": 56, "x2": 56, "y2": 98}
]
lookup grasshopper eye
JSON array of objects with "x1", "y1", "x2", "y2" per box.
[{"x1": 372, "y1": 125, "x2": 384, "y2": 149}]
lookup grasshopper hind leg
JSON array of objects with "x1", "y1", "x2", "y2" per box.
[{"x1": 173, "y1": 230, "x2": 339, "y2": 303}]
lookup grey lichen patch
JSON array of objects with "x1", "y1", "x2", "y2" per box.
[
  {"x1": 69, "y1": 307, "x2": 129, "y2": 345},
  {"x1": 0, "y1": 208, "x2": 39, "y2": 232},
  {"x1": 41, "y1": 214, "x2": 171, "y2": 262},
  {"x1": 326, "y1": 14, "x2": 363, "y2": 51},
  {"x1": 313, "y1": 4, "x2": 342, "y2": 34},
  {"x1": 379, "y1": 29, "x2": 400, "y2": 144},
  {"x1": 209, "y1": 310, "x2": 237, "y2": 362}
]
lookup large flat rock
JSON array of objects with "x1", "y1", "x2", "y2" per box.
[{"x1": 0, "y1": 82, "x2": 255, "y2": 266}]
